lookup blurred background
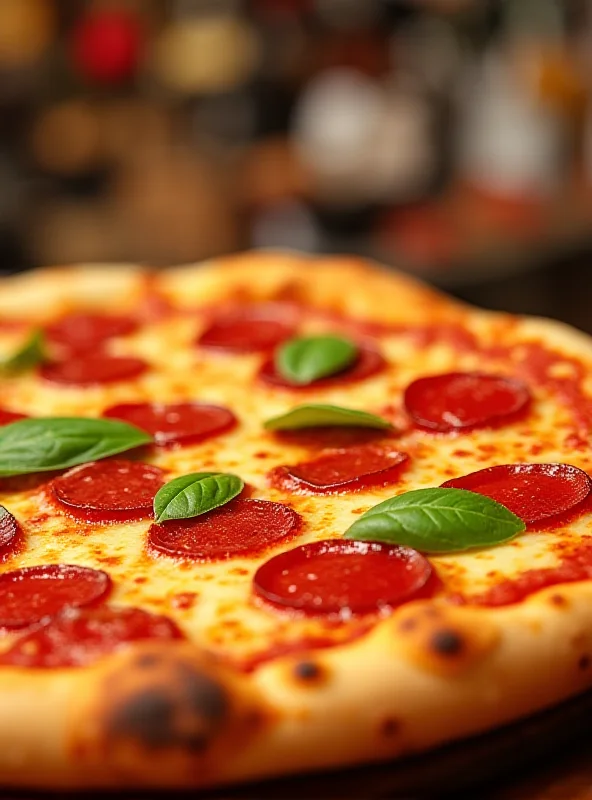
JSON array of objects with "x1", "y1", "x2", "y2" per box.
[{"x1": 0, "y1": 0, "x2": 591, "y2": 328}]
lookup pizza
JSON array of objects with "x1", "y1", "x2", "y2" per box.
[{"x1": 0, "y1": 251, "x2": 591, "y2": 791}]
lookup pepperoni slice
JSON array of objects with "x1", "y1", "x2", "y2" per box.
[
  {"x1": 269, "y1": 445, "x2": 409, "y2": 494},
  {"x1": 259, "y1": 344, "x2": 386, "y2": 389},
  {"x1": 51, "y1": 459, "x2": 164, "y2": 523},
  {"x1": 0, "y1": 507, "x2": 21, "y2": 560},
  {"x1": 198, "y1": 308, "x2": 296, "y2": 352},
  {"x1": 40, "y1": 355, "x2": 147, "y2": 385},
  {"x1": 253, "y1": 539, "x2": 433, "y2": 615},
  {"x1": 45, "y1": 313, "x2": 137, "y2": 355},
  {"x1": 0, "y1": 606, "x2": 183, "y2": 668},
  {"x1": 103, "y1": 402, "x2": 237, "y2": 448},
  {"x1": 441, "y1": 463, "x2": 592, "y2": 524},
  {"x1": 0, "y1": 408, "x2": 27, "y2": 426},
  {"x1": 149, "y1": 498, "x2": 301, "y2": 561},
  {"x1": 0, "y1": 564, "x2": 110, "y2": 628},
  {"x1": 404, "y1": 372, "x2": 530, "y2": 432}
]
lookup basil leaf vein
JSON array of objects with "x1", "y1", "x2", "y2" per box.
[
  {"x1": 154, "y1": 472, "x2": 244, "y2": 523},
  {"x1": 1, "y1": 330, "x2": 46, "y2": 373},
  {"x1": 344, "y1": 488, "x2": 525, "y2": 553},
  {"x1": 0, "y1": 418, "x2": 152, "y2": 476},
  {"x1": 275, "y1": 335, "x2": 358, "y2": 385},
  {"x1": 264, "y1": 403, "x2": 392, "y2": 431}
]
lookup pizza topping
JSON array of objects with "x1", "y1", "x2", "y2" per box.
[
  {"x1": 441, "y1": 463, "x2": 592, "y2": 524},
  {"x1": 260, "y1": 343, "x2": 385, "y2": 389},
  {"x1": 404, "y1": 372, "x2": 531, "y2": 432},
  {"x1": 40, "y1": 355, "x2": 147, "y2": 386},
  {"x1": 1, "y1": 330, "x2": 46, "y2": 374},
  {"x1": 0, "y1": 418, "x2": 151, "y2": 477},
  {"x1": 275, "y1": 335, "x2": 358, "y2": 385},
  {"x1": 0, "y1": 564, "x2": 111, "y2": 628},
  {"x1": 461, "y1": 542, "x2": 592, "y2": 607},
  {"x1": 198, "y1": 308, "x2": 295, "y2": 352},
  {"x1": 51, "y1": 459, "x2": 164, "y2": 522},
  {"x1": 0, "y1": 506, "x2": 20, "y2": 559},
  {"x1": 149, "y1": 498, "x2": 301, "y2": 560},
  {"x1": 154, "y1": 472, "x2": 244, "y2": 523},
  {"x1": 253, "y1": 540, "x2": 433, "y2": 615},
  {"x1": 270, "y1": 445, "x2": 409, "y2": 494},
  {"x1": 0, "y1": 408, "x2": 27, "y2": 426},
  {"x1": 344, "y1": 487, "x2": 525, "y2": 552},
  {"x1": 103, "y1": 402, "x2": 237, "y2": 447},
  {"x1": 45, "y1": 313, "x2": 137, "y2": 355},
  {"x1": 0, "y1": 605, "x2": 183, "y2": 668},
  {"x1": 264, "y1": 403, "x2": 393, "y2": 432}
]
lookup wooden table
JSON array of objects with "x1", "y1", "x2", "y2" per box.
[{"x1": 489, "y1": 746, "x2": 592, "y2": 800}]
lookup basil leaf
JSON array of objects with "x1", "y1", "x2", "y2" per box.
[
  {"x1": 264, "y1": 403, "x2": 393, "y2": 431},
  {"x1": 0, "y1": 418, "x2": 152, "y2": 477},
  {"x1": 2, "y1": 330, "x2": 46, "y2": 373},
  {"x1": 344, "y1": 488, "x2": 525, "y2": 553},
  {"x1": 275, "y1": 335, "x2": 358, "y2": 385},
  {"x1": 154, "y1": 472, "x2": 244, "y2": 523}
]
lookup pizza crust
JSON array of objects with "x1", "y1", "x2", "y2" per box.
[{"x1": 0, "y1": 251, "x2": 592, "y2": 789}]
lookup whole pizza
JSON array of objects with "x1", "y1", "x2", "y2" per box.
[{"x1": 0, "y1": 251, "x2": 591, "y2": 790}]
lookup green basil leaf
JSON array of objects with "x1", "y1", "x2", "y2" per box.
[
  {"x1": 154, "y1": 472, "x2": 244, "y2": 523},
  {"x1": 2, "y1": 330, "x2": 46, "y2": 373},
  {"x1": 0, "y1": 418, "x2": 152, "y2": 477},
  {"x1": 275, "y1": 335, "x2": 358, "y2": 385},
  {"x1": 264, "y1": 403, "x2": 393, "y2": 431},
  {"x1": 344, "y1": 487, "x2": 525, "y2": 553}
]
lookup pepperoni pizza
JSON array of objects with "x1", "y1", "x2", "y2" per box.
[{"x1": 0, "y1": 253, "x2": 591, "y2": 790}]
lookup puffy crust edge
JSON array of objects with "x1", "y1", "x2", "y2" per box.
[{"x1": 0, "y1": 252, "x2": 591, "y2": 788}]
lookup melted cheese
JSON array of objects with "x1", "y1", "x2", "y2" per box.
[{"x1": 0, "y1": 270, "x2": 591, "y2": 668}]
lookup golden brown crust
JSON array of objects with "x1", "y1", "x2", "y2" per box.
[
  {"x1": 0, "y1": 251, "x2": 592, "y2": 789},
  {"x1": 158, "y1": 251, "x2": 467, "y2": 325}
]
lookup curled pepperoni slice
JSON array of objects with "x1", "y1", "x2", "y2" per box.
[
  {"x1": 45, "y1": 313, "x2": 137, "y2": 355},
  {"x1": 103, "y1": 402, "x2": 237, "y2": 448},
  {"x1": 0, "y1": 606, "x2": 183, "y2": 668},
  {"x1": 40, "y1": 355, "x2": 147, "y2": 386},
  {"x1": 0, "y1": 507, "x2": 21, "y2": 560},
  {"x1": 51, "y1": 459, "x2": 164, "y2": 523},
  {"x1": 149, "y1": 498, "x2": 301, "y2": 561},
  {"x1": 269, "y1": 445, "x2": 409, "y2": 494},
  {"x1": 254, "y1": 539, "x2": 433, "y2": 615},
  {"x1": 198, "y1": 307, "x2": 296, "y2": 352},
  {"x1": 259, "y1": 344, "x2": 386, "y2": 389},
  {"x1": 0, "y1": 564, "x2": 110, "y2": 628},
  {"x1": 404, "y1": 372, "x2": 530, "y2": 432},
  {"x1": 0, "y1": 408, "x2": 27, "y2": 426},
  {"x1": 442, "y1": 463, "x2": 592, "y2": 524}
]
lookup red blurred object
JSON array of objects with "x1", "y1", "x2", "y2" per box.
[
  {"x1": 316, "y1": 32, "x2": 390, "y2": 78},
  {"x1": 456, "y1": 183, "x2": 548, "y2": 240},
  {"x1": 380, "y1": 204, "x2": 460, "y2": 267},
  {"x1": 70, "y1": 9, "x2": 143, "y2": 84},
  {"x1": 253, "y1": 0, "x2": 312, "y2": 19}
]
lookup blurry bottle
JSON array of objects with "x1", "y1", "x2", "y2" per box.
[
  {"x1": 292, "y1": 68, "x2": 435, "y2": 209},
  {"x1": 455, "y1": 50, "x2": 565, "y2": 238}
]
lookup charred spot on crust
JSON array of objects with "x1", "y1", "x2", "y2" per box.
[
  {"x1": 398, "y1": 618, "x2": 417, "y2": 632},
  {"x1": 293, "y1": 661, "x2": 325, "y2": 683},
  {"x1": 108, "y1": 663, "x2": 229, "y2": 753},
  {"x1": 579, "y1": 654, "x2": 591, "y2": 671},
  {"x1": 110, "y1": 690, "x2": 175, "y2": 748},
  {"x1": 550, "y1": 593, "x2": 567, "y2": 607},
  {"x1": 380, "y1": 717, "x2": 400, "y2": 737},
  {"x1": 430, "y1": 629, "x2": 464, "y2": 657},
  {"x1": 135, "y1": 653, "x2": 161, "y2": 669}
]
